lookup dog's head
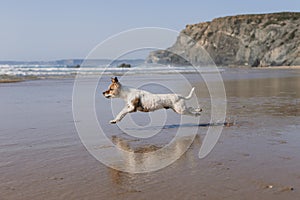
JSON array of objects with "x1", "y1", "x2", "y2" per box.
[{"x1": 102, "y1": 77, "x2": 121, "y2": 98}]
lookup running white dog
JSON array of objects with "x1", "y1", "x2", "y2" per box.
[{"x1": 103, "y1": 77, "x2": 202, "y2": 124}]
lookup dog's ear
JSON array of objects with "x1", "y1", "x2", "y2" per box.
[{"x1": 111, "y1": 77, "x2": 118, "y2": 83}]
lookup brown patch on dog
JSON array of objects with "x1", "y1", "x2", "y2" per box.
[
  {"x1": 131, "y1": 97, "x2": 149, "y2": 112},
  {"x1": 131, "y1": 97, "x2": 140, "y2": 112}
]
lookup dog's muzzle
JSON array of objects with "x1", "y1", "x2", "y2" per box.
[{"x1": 103, "y1": 92, "x2": 111, "y2": 98}]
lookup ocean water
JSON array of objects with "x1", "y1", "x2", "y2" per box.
[{"x1": 0, "y1": 64, "x2": 224, "y2": 78}]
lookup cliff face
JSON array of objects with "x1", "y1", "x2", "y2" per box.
[{"x1": 146, "y1": 12, "x2": 300, "y2": 67}]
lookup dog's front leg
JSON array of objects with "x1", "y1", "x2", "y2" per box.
[{"x1": 110, "y1": 105, "x2": 135, "y2": 124}]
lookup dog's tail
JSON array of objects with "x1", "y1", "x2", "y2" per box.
[{"x1": 183, "y1": 87, "x2": 195, "y2": 100}]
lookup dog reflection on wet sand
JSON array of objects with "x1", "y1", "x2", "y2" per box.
[
  {"x1": 109, "y1": 134, "x2": 201, "y2": 174},
  {"x1": 102, "y1": 77, "x2": 202, "y2": 124}
]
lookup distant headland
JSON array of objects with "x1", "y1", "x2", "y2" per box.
[{"x1": 146, "y1": 12, "x2": 300, "y2": 67}]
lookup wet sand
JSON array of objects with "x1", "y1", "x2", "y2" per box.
[{"x1": 1, "y1": 68, "x2": 300, "y2": 199}]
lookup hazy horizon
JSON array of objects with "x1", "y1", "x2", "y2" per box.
[{"x1": 1, "y1": 0, "x2": 299, "y2": 61}]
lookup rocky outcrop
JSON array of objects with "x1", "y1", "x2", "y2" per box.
[{"x1": 146, "y1": 12, "x2": 300, "y2": 67}]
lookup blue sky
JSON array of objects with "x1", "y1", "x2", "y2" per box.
[{"x1": 0, "y1": 0, "x2": 299, "y2": 61}]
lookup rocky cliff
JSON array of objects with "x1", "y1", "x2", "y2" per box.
[{"x1": 146, "y1": 12, "x2": 300, "y2": 67}]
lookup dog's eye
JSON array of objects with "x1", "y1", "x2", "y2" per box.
[{"x1": 110, "y1": 88, "x2": 113, "y2": 91}]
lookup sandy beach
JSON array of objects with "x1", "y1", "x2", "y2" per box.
[{"x1": 1, "y1": 68, "x2": 300, "y2": 199}]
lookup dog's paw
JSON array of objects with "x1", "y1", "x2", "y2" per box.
[{"x1": 109, "y1": 120, "x2": 117, "y2": 124}]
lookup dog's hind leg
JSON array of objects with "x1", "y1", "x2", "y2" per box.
[
  {"x1": 173, "y1": 103, "x2": 201, "y2": 117},
  {"x1": 183, "y1": 108, "x2": 201, "y2": 117},
  {"x1": 188, "y1": 107, "x2": 202, "y2": 115},
  {"x1": 173, "y1": 108, "x2": 199, "y2": 117},
  {"x1": 173, "y1": 102, "x2": 202, "y2": 117}
]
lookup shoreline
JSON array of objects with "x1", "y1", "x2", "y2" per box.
[{"x1": 257, "y1": 65, "x2": 300, "y2": 69}]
